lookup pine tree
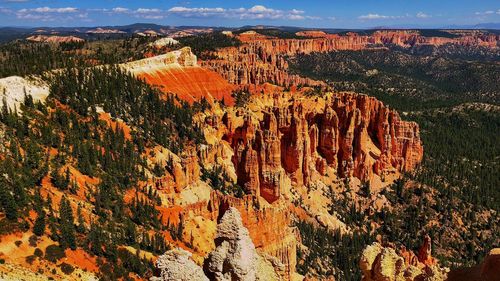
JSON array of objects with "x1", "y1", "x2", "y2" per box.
[
  {"x1": 59, "y1": 196, "x2": 76, "y2": 250},
  {"x1": 33, "y1": 210, "x2": 46, "y2": 236},
  {"x1": 0, "y1": 181, "x2": 17, "y2": 220},
  {"x1": 76, "y1": 204, "x2": 85, "y2": 233}
]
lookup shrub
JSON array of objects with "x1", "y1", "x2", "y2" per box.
[
  {"x1": 34, "y1": 248, "x2": 43, "y2": 257},
  {"x1": 60, "y1": 262, "x2": 75, "y2": 275},
  {"x1": 29, "y1": 235, "x2": 38, "y2": 247},
  {"x1": 26, "y1": 255, "x2": 36, "y2": 264},
  {"x1": 45, "y1": 244, "x2": 66, "y2": 262}
]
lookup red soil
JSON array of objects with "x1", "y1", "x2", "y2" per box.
[{"x1": 137, "y1": 66, "x2": 235, "y2": 105}]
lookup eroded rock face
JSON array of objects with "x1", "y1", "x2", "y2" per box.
[
  {"x1": 203, "y1": 31, "x2": 499, "y2": 88},
  {"x1": 123, "y1": 47, "x2": 235, "y2": 105},
  {"x1": 150, "y1": 248, "x2": 209, "y2": 281},
  {"x1": 205, "y1": 207, "x2": 280, "y2": 281},
  {"x1": 211, "y1": 92, "x2": 423, "y2": 203},
  {"x1": 0, "y1": 76, "x2": 49, "y2": 112},
  {"x1": 360, "y1": 242, "x2": 448, "y2": 281}
]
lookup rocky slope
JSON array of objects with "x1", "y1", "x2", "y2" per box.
[
  {"x1": 0, "y1": 32, "x2": 493, "y2": 281},
  {"x1": 123, "y1": 47, "x2": 235, "y2": 105},
  {"x1": 139, "y1": 90, "x2": 422, "y2": 280},
  {"x1": 360, "y1": 240, "x2": 500, "y2": 281},
  {"x1": 202, "y1": 30, "x2": 499, "y2": 88},
  {"x1": 0, "y1": 75, "x2": 49, "y2": 111}
]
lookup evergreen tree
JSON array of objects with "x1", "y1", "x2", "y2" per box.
[
  {"x1": 0, "y1": 181, "x2": 17, "y2": 220},
  {"x1": 59, "y1": 196, "x2": 76, "y2": 250},
  {"x1": 33, "y1": 210, "x2": 46, "y2": 236},
  {"x1": 76, "y1": 204, "x2": 85, "y2": 233}
]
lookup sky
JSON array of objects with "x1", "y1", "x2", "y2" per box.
[{"x1": 0, "y1": 0, "x2": 499, "y2": 28}]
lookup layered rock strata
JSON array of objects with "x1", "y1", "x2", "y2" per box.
[
  {"x1": 203, "y1": 30, "x2": 499, "y2": 88},
  {"x1": 123, "y1": 47, "x2": 234, "y2": 105}
]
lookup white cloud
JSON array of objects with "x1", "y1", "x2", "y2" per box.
[
  {"x1": 0, "y1": 7, "x2": 13, "y2": 14},
  {"x1": 416, "y1": 12, "x2": 430, "y2": 18},
  {"x1": 15, "y1": 6, "x2": 84, "y2": 22},
  {"x1": 112, "y1": 7, "x2": 129, "y2": 13},
  {"x1": 168, "y1": 5, "x2": 317, "y2": 20},
  {"x1": 25, "y1": 7, "x2": 78, "y2": 13},
  {"x1": 358, "y1": 13, "x2": 391, "y2": 20},
  {"x1": 358, "y1": 12, "x2": 431, "y2": 20},
  {"x1": 106, "y1": 7, "x2": 166, "y2": 19},
  {"x1": 475, "y1": 9, "x2": 500, "y2": 16},
  {"x1": 136, "y1": 8, "x2": 161, "y2": 14}
]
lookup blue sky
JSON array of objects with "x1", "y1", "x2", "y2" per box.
[{"x1": 0, "y1": 0, "x2": 499, "y2": 28}]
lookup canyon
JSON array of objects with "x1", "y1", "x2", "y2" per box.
[
  {"x1": 202, "y1": 30, "x2": 499, "y2": 88},
  {"x1": 0, "y1": 28, "x2": 497, "y2": 281},
  {"x1": 129, "y1": 44, "x2": 424, "y2": 278}
]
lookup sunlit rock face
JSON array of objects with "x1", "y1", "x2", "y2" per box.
[
  {"x1": 206, "y1": 92, "x2": 423, "y2": 204},
  {"x1": 123, "y1": 47, "x2": 235, "y2": 105}
]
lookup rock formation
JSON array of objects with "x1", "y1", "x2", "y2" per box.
[
  {"x1": 202, "y1": 92, "x2": 423, "y2": 203},
  {"x1": 149, "y1": 37, "x2": 179, "y2": 48},
  {"x1": 123, "y1": 47, "x2": 234, "y2": 105},
  {"x1": 360, "y1": 241, "x2": 448, "y2": 281},
  {"x1": 446, "y1": 248, "x2": 500, "y2": 281},
  {"x1": 480, "y1": 248, "x2": 500, "y2": 281},
  {"x1": 151, "y1": 208, "x2": 280, "y2": 281},
  {"x1": 150, "y1": 248, "x2": 209, "y2": 281},
  {"x1": 0, "y1": 76, "x2": 49, "y2": 112},
  {"x1": 205, "y1": 207, "x2": 280, "y2": 281},
  {"x1": 203, "y1": 30, "x2": 499, "y2": 88}
]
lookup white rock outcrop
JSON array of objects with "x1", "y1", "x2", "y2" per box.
[
  {"x1": 151, "y1": 207, "x2": 280, "y2": 281},
  {"x1": 123, "y1": 47, "x2": 197, "y2": 75},
  {"x1": 150, "y1": 248, "x2": 208, "y2": 281},
  {"x1": 0, "y1": 76, "x2": 49, "y2": 112},
  {"x1": 205, "y1": 207, "x2": 279, "y2": 281},
  {"x1": 150, "y1": 37, "x2": 179, "y2": 48}
]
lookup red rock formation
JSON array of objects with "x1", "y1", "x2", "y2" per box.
[
  {"x1": 480, "y1": 248, "x2": 500, "y2": 281},
  {"x1": 124, "y1": 47, "x2": 235, "y2": 105},
  {"x1": 360, "y1": 241, "x2": 448, "y2": 281},
  {"x1": 447, "y1": 248, "x2": 500, "y2": 281},
  {"x1": 203, "y1": 30, "x2": 499, "y2": 89},
  {"x1": 213, "y1": 92, "x2": 423, "y2": 202},
  {"x1": 417, "y1": 235, "x2": 437, "y2": 266}
]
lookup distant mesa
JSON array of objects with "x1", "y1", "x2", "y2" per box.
[
  {"x1": 295, "y1": 30, "x2": 327, "y2": 37},
  {"x1": 85, "y1": 27, "x2": 126, "y2": 34},
  {"x1": 26, "y1": 35, "x2": 84, "y2": 43}
]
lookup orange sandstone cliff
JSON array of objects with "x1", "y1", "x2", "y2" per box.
[
  {"x1": 202, "y1": 30, "x2": 499, "y2": 88},
  {"x1": 123, "y1": 47, "x2": 235, "y2": 105}
]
